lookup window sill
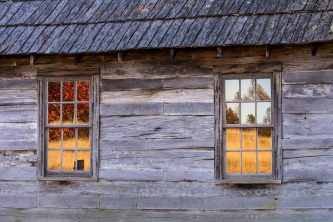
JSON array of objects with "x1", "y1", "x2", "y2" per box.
[
  {"x1": 217, "y1": 178, "x2": 282, "y2": 185},
  {"x1": 38, "y1": 177, "x2": 98, "y2": 182}
]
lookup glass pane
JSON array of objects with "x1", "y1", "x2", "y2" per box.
[
  {"x1": 257, "y1": 102, "x2": 271, "y2": 124},
  {"x1": 225, "y1": 80, "x2": 240, "y2": 102},
  {"x1": 62, "y1": 104, "x2": 74, "y2": 124},
  {"x1": 62, "y1": 81, "x2": 75, "y2": 101},
  {"x1": 77, "y1": 81, "x2": 90, "y2": 101},
  {"x1": 62, "y1": 150, "x2": 76, "y2": 171},
  {"x1": 77, "y1": 103, "x2": 89, "y2": 124},
  {"x1": 48, "y1": 150, "x2": 61, "y2": 171},
  {"x1": 226, "y1": 152, "x2": 240, "y2": 174},
  {"x1": 241, "y1": 79, "x2": 255, "y2": 101},
  {"x1": 256, "y1": 79, "x2": 271, "y2": 100},
  {"x1": 48, "y1": 82, "x2": 60, "y2": 102},
  {"x1": 226, "y1": 128, "x2": 240, "y2": 150},
  {"x1": 77, "y1": 150, "x2": 90, "y2": 171},
  {"x1": 226, "y1": 103, "x2": 240, "y2": 124},
  {"x1": 242, "y1": 152, "x2": 256, "y2": 174},
  {"x1": 63, "y1": 128, "x2": 75, "y2": 149},
  {"x1": 258, "y1": 151, "x2": 272, "y2": 174},
  {"x1": 258, "y1": 128, "x2": 272, "y2": 150},
  {"x1": 241, "y1": 103, "x2": 255, "y2": 124},
  {"x1": 242, "y1": 128, "x2": 256, "y2": 150},
  {"x1": 48, "y1": 104, "x2": 60, "y2": 124},
  {"x1": 48, "y1": 128, "x2": 61, "y2": 149},
  {"x1": 78, "y1": 128, "x2": 90, "y2": 149}
]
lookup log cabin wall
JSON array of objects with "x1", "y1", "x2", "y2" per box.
[{"x1": 0, "y1": 44, "x2": 333, "y2": 220}]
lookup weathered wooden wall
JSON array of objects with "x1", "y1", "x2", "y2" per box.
[{"x1": 0, "y1": 44, "x2": 333, "y2": 221}]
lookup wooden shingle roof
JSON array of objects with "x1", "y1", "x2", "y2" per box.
[{"x1": 0, "y1": 0, "x2": 333, "y2": 55}]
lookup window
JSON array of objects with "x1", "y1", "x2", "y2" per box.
[
  {"x1": 215, "y1": 73, "x2": 281, "y2": 183},
  {"x1": 38, "y1": 76, "x2": 99, "y2": 179}
]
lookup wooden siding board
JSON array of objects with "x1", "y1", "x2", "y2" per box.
[
  {"x1": 37, "y1": 194, "x2": 100, "y2": 209},
  {"x1": 283, "y1": 71, "x2": 333, "y2": 84},
  {"x1": 101, "y1": 103, "x2": 163, "y2": 116},
  {"x1": 163, "y1": 102, "x2": 214, "y2": 116},
  {"x1": 0, "y1": 167, "x2": 36, "y2": 180}
]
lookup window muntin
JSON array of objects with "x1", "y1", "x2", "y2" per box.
[
  {"x1": 223, "y1": 75, "x2": 273, "y2": 177},
  {"x1": 46, "y1": 78, "x2": 92, "y2": 175}
]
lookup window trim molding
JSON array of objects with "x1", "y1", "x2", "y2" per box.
[
  {"x1": 37, "y1": 75, "x2": 100, "y2": 180},
  {"x1": 214, "y1": 72, "x2": 282, "y2": 183}
]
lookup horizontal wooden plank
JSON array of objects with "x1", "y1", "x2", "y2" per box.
[
  {"x1": 0, "y1": 151, "x2": 36, "y2": 167},
  {"x1": 0, "y1": 105, "x2": 37, "y2": 123},
  {"x1": 147, "y1": 139, "x2": 214, "y2": 150},
  {"x1": 0, "y1": 66, "x2": 36, "y2": 79},
  {"x1": 0, "y1": 167, "x2": 36, "y2": 180},
  {"x1": 137, "y1": 196, "x2": 204, "y2": 210},
  {"x1": 164, "y1": 169, "x2": 214, "y2": 182},
  {"x1": 283, "y1": 84, "x2": 333, "y2": 98},
  {"x1": 101, "y1": 79, "x2": 163, "y2": 91},
  {"x1": 0, "y1": 79, "x2": 36, "y2": 89},
  {"x1": 0, "y1": 140, "x2": 36, "y2": 151},
  {"x1": 37, "y1": 194, "x2": 99, "y2": 209},
  {"x1": 283, "y1": 70, "x2": 333, "y2": 84},
  {"x1": 100, "y1": 103, "x2": 163, "y2": 116},
  {"x1": 100, "y1": 139, "x2": 147, "y2": 151},
  {"x1": 100, "y1": 195, "x2": 137, "y2": 209},
  {"x1": 283, "y1": 149, "x2": 333, "y2": 159},
  {"x1": 100, "y1": 116, "x2": 214, "y2": 140},
  {"x1": 0, "y1": 123, "x2": 36, "y2": 141},
  {"x1": 284, "y1": 156, "x2": 333, "y2": 182},
  {"x1": 0, "y1": 90, "x2": 37, "y2": 105},
  {"x1": 100, "y1": 150, "x2": 213, "y2": 170},
  {"x1": 282, "y1": 98, "x2": 333, "y2": 113},
  {"x1": 0, "y1": 195, "x2": 36, "y2": 208},
  {"x1": 36, "y1": 64, "x2": 99, "y2": 76},
  {"x1": 163, "y1": 102, "x2": 214, "y2": 116},
  {"x1": 213, "y1": 63, "x2": 282, "y2": 74},
  {"x1": 163, "y1": 77, "x2": 213, "y2": 89},
  {"x1": 283, "y1": 138, "x2": 333, "y2": 150},
  {"x1": 283, "y1": 113, "x2": 333, "y2": 137},
  {"x1": 101, "y1": 89, "x2": 213, "y2": 103},
  {"x1": 99, "y1": 168, "x2": 164, "y2": 181},
  {"x1": 101, "y1": 63, "x2": 212, "y2": 80},
  {"x1": 0, "y1": 208, "x2": 333, "y2": 222},
  {"x1": 205, "y1": 196, "x2": 275, "y2": 210}
]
